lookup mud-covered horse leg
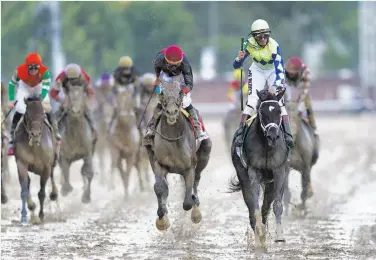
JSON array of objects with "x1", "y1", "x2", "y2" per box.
[
  {"x1": 191, "y1": 137, "x2": 212, "y2": 223},
  {"x1": 298, "y1": 167, "x2": 312, "y2": 211},
  {"x1": 59, "y1": 157, "x2": 73, "y2": 196},
  {"x1": 247, "y1": 167, "x2": 265, "y2": 248},
  {"x1": 16, "y1": 160, "x2": 32, "y2": 224},
  {"x1": 273, "y1": 165, "x2": 287, "y2": 242},
  {"x1": 1, "y1": 173, "x2": 8, "y2": 204},
  {"x1": 153, "y1": 161, "x2": 170, "y2": 231},
  {"x1": 123, "y1": 153, "x2": 136, "y2": 198},
  {"x1": 49, "y1": 166, "x2": 58, "y2": 201},
  {"x1": 81, "y1": 154, "x2": 94, "y2": 204},
  {"x1": 182, "y1": 167, "x2": 195, "y2": 212},
  {"x1": 37, "y1": 172, "x2": 49, "y2": 222},
  {"x1": 283, "y1": 167, "x2": 291, "y2": 216},
  {"x1": 109, "y1": 147, "x2": 120, "y2": 190},
  {"x1": 135, "y1": 149, "x2": 146, "y2": 192},
  {"x1": 261, "y1": 182, "x2": 275, "y2": 226}
]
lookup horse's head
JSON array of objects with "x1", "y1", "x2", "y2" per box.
[
  {"x1": 160, "y1": 79, "x2": 183, "y2": 125},
  {"x1": 66, "y1": 80, "x2": 86, "y2": 116},
  {"x1": 116, "y1": 86, "x2": 136, "y2": 122},
  {"x1": 256, "y1": 88, "x2": 286, "y2": 147},
  {"x1": 23, "y1": 95, "x2": 45, "y2": 146}
]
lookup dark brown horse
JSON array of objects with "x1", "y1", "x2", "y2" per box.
[{"x1": 14, "y1": 96, "x2": 58, "y2": 224}]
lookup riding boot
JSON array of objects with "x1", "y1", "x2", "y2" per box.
[
  {"x1": 282, "y1": 115, "x2": 295, "y2": 161},
  {"x1": 235, "y1": 113, "x2": 250, "y2": 148},
  {"x1": 46, "y1": 112, "x2": 61, "y2": 141},
  {"x1": 84, "y1": 110, "x2": 98, "y2": 139},
  {"x1": 186, "y1": 105, "x2": 208, "y2": 141},
  {"x1": 8, "y1": 112, "x2": 22, "y2": 155},
  {"x1": 142, "y1": 103, "x2": 162, "y2": 146}
]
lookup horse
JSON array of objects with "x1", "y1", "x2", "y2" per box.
[
  {"x1": 144, "y1": 78, "x2": 212, "y2": 231},
  {"x1": 93, "y1": 85, "x2": 115, "y2": 184},
  {"x1": 57, "y1": 81, "x2": 96, "y2": 203},
  {"x1": 108, "y1": 85, "x2": 146, "y2": 195},
  {"x1": 228, "y1": 89, "x2": 289, "y2": 249},
  {"x1": 1, "y1": 81, "x2": 11, "y2": 185},
  {"x1": 13, "y1": 96, "x2": 58, "y2": 224},
  {"x1": 1, "y1": 111, "x2": 9, "y2": 204},
  {"x1": 283, "y1": 101, "x2": 318, "y2": 214}
]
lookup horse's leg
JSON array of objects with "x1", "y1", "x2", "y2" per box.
[
  {"x1": 1, "y1": 171, "x2": 8, "y2": 204},
  {"x1": 123, "y1": 153, "x2": 136, "y2": 198},
  {"x1": 37, "y1": 172, "x2": 49, "y2": 224},
  {"x1": 248, "y1": 167, "x2": 265, "y2": 248},
  {"x1": 81, "y1": 154, "x2": 94, "y2": 204},
  {"x1": 59, "y1": 157, "x2": 73, "y2": 196},
  {"x1": 299, "y1": 167, "x2": 312, "y2": 211},
  {"x1": 153, "y1": 162, "x2": 170, "y2": 231},
  {"x1": 109, "y1": 146, "x2": 119, "y2": 190},
  {"x1": 134, "y1": 149, "x2": 145, "y2": 192},
  {"x1": 261, "y1": 182, "x2": 275, "y2": 227},
  {"x1": 283, "y1": 166, "x2": 291, "y2": 216},
  {"x1": 16, "y1": 160, "x2": 31, "y2": 224},
  {"x1": 49, "y1": 166, "x2": 58, "y2": 201},
  {"x1": 273, "y1": 165, "x2": 287, "y2": 243},
  {"x1": 190, "y1": 138, "x2": 212, "y2": 224}
]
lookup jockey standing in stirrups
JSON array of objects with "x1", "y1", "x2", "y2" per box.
[
  {"x1": 233, "y1": 19, "x2": 294, "y2": 156},
  {"x1": 49, "y1": 63, "x2": 97, "y2": 138},
  {"x1": 7, "y1": 52, "x2": 60, "y2": 155},
  {"x1": 142, "y1": 45, "x2": 209, "y2": 146}
]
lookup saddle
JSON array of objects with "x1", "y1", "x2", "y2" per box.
[{"x1": 179, "y1": 108, "x2": 206, "y2": 138}]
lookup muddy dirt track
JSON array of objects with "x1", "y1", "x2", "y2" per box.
[{"x1": 2, "y1": 114, "x2": 376, "y2": 260}]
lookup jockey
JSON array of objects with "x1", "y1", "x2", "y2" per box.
[
  {"x1": 140, "y1": 73, "x2": 156, "y2": 106},
  {"x1": 284, "y1": 56, "x2": 318, "y2": 137},
  {"x1": 49, "y1": 63, "x2": 97, "y2": 137},
  {"x1": 113, "y1": 56, "x2": 140, "y2": 100},
  {"x1": 227, "y1": 68, "x2": 248, "y2": 110},
  {"x1": 142, "y1": 45, "x2": 209, "y2": 145},
  {"x1": 7, "y1": 52, "x2": 59, "y2": 155},
  {"x1": 96, "y1": 72, "x2": 114, "y2": 90},
  {"x1": 233, "y1": 19, "x2": 294, "y2": 152}
]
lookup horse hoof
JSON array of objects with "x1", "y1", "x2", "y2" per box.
[
  {"x1": 191, "y1": 205, "x2": 202, "y2": 224},
  {"x1": 30, "y1": 214, "x2": 42, "y2": 225},
  {"x1": 255, "y1": 225, "x2": 266, "y2": 247},
  {"x1": 156, "y1": 216, "x2": 170, "y2": 231},
  {"x1": 81, "y1": 195, "x2": 91, "y2": 204},
  {"x1": 20, "y1": 216, "x2": 28, "y2": 225},
  {"x1": 50, "y1": 192, "x2": 58, "y2": 201},
  {"x1": 307, "y1": 185, "x2": 314, "y2": 198},
  {"x1": 1, "y1": 195, "x2": 8, "y2": 204}
]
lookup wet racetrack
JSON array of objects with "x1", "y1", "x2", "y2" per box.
[{"x1": 2, "y1": 114, "x2": 376, "y2": 260}]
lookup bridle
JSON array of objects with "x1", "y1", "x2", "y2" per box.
[{"x1": 258, "y1": 100, "x2": 282, "y2": 135}]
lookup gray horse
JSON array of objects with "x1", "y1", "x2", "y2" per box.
[
  {"x1": 108, "y1": 86, "x2": 146, "y2": 195},
  {"x1": 14, "y1": 96, "x2": 58, "y2": 224},
  {"x1": 283, "y1": 102, "x2": 318, "y2": 214},
  {"x1": 229, "y1": 89, "x2": 289, "y2": 249},
  {"x1": 58, "y1": 82, "x2": 96, "y2": 203},
  {"x1": 144, "y1": 79, "x2": 212, "y2": 231},
  {"x1": 1, "y1": 111, "x2": 9, "y2": 204}
]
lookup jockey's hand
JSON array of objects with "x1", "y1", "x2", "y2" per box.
[
  {"x1": 268, "y1": 87, "x2": 276, "y2": 95},
  {"x1": 7, "y1": 101, "x2": 15, "y2": 110},
  {"x1": 182, "y1": 88, "x2": 190, "y2": 94},
  {"x1": 153, "y1": 77, "x2": 161, "y2": 87},
  {"x1": 237, "y1": 51, "x2": 245, "y2": 60}
]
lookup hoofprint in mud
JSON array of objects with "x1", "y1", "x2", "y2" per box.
[{"x1": 1, "y1": 115, "x2": 376, "y2": 259}]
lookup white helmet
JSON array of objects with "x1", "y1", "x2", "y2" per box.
[
  {"x1": 64, "y1": 63, "x2": 81, "y2": 79},
  {"x1": 141, "y1": 73, "x2": 156, "y2": 85},
  {"x1": 251, "y1": 19, "x2": 270, "y2": 35}
]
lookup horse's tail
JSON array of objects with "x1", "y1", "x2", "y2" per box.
[{"x1": 227, "y1": 175, "x2": 242, "y2": 193}]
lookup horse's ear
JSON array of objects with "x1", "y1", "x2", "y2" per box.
[
  {"x1": 256, "y1": 89, "x2": 261, "y2": 100},
  {"x1": 276, "y1": 87, "x2": 286, "y2": 101}
]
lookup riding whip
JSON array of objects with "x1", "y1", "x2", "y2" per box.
[
  {"x1": 137, "y1": 86, "x2": 157, "y2": 130},
  {"x1": 240, "y1": 37, "x2": 245, "y2": 112},
  {"x1": 1, "y1": 100, "x2": 18, "y2": 125}
]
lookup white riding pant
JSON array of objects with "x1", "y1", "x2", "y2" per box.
[
  {"x1": 244, "y1": 63, "x2": 287, "y2": 116},
  {"x1": 159, "y1": 72, "x2": 192, "y2": 108},
  {"x1": 284, "y1": 83, "x2": 307, "y2": 115},
  {"x1": 15, "y1": 81, "x2": 51, "y2": 114}
]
